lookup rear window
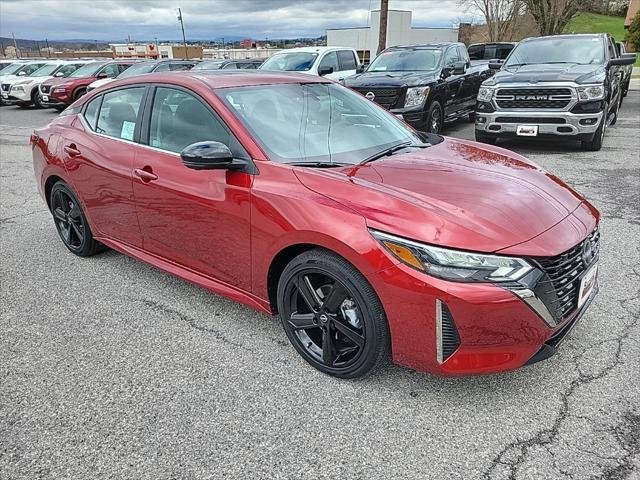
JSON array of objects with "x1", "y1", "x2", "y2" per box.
[{"x1": 338, "y1": 50, "x2": 357, "y2": 70}]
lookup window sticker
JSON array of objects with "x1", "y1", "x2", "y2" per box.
[{"x1": 121, "y1": 121, "x2": 135, "y2": 140}]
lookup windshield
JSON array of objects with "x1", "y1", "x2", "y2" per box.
[
  {"x1": 30, "y1": 63, "x2": 63, "y2": 77},
  {"x1": 506, "y1": 37, "x2": 605, "y2": 67},
  {"x1": 368, "y1": 49, "x2": 442, "y2": 72},
  {"x1": 13, "y1": 63, "x2": 46, "y2": 76},
  {"x1": 117, "y1": 62, "x2": 157, "y2": 78},
  {"x1": 192, "y1": 61, "x2": 225, "y2": 70},
  {"x1": 260, "y1": 53, "x2": 318, "y2": 72},
  {"x1": 219, "y1": 82, "x2": 425, "y2": 165},
  {"x1": 0, "y1": 63, "x2": 22, "y2": 75},
  {"x1": 69, "y1": 63, "x2": 103, "y2": 78}
]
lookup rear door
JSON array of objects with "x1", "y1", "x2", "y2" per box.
[
  {"x1": 131, "y1": 85, "x2": 253, "y2": 290},
  {"x1": 337, "y1": 50, "x2": 358, "y2": 80},
  {"x1": 63, "y1": 86, "x2": 147, "y2": 246}
]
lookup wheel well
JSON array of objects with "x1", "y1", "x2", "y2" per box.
[
  {"x1": 30, "y1": 88, "x2": 38, "y2": 101},
  {"x1": 44, "y1": 175, "x2": 63, "y2": 211},
  {"x1": 73, "y1": 87, "x2": 86, "y2": 100},
  {"x1": 267, "y1": 243, "x2": 318, "y2": 313}
]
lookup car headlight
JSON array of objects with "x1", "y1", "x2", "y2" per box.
[
  {"x1": 404, "y1": 86, "x2": 429, "y2": 108},
  {"x1": 477, "y1": 87, "x2": 495, "y2": 102},
  {"x1": 11, "y1": 86, "x2": 24, "y2": 92},
  {"x1": 577, "y1": 85, "x2": 605, "y2": 101},
  {"x1": 370, "y1": 229, "x2": 532, "y2": 282},
  {"x1": 53, "y1": 87, "x2": 67, "y2": 93}
]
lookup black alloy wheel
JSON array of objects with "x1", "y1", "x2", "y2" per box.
[
  {"x1": 50, "y1": 181, "x2": 105, "y2": 257},
  {"x1": 426, "y1": 101, "x2": 444, "y2": 134},
  {"x1": 278, "y1": 249, "x2": 390, "y2": 378}
]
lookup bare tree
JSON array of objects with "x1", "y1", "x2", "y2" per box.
[
  {"x1": 459, "y1": 0, "x2": 525, "y2": 42},
  {"x1": 522, "y1": 0, "x2": 585, "y2": 36}
]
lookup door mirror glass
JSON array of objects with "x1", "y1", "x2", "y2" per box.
[
  {"x1": 181, "y1": 141, "x2": 238, "y2": 170},
  {"x1": 17, "y1": 71, "x2": 26, "y2": 76},
  {"x1": 452, "y1": 61, "x2": 466, "y2": 75},
  {"x1": 54, "y1": 71, "x2": 65, "y2": 77},
  {"x1": 96, "y1": 71, "x2": 108, "y2": 79}
]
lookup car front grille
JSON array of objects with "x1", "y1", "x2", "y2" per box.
[
  {"x1": 1, "y1": 83, "x2": 10, "y2": 92},
  {"x1": 352, "y1": 87, "x2": 401, "y2": 109},
  {"x1": 494, "y1": 117, "x2": 567, "y2": 124},
  {"x1": 532, "y1": 228, "x2": 600, "y2": 322},
  {"x1": 40, "y1": 85, "x2": 51, "y2": 94},
  {"x1": 496, "y1": 87, "x2": 573, "y2": 109}
]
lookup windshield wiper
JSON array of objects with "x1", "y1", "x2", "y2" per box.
[
  {"x1": 358, "y1": 142, "x2": 430, "y2": 166},
  {"x1": 286, "y1": 162, "x2": 351, "y2": 168}
]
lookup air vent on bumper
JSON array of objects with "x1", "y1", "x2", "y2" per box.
[{"x1": 436, "y1": 300, "x2": 460, "y2": 364}]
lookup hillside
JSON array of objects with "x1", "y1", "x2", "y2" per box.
[{"x1": 564, "y1": 12, "x2": 626, "y2": 41}]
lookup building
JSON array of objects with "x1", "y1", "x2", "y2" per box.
[
  {"x1": 202, "y1": 47, "x2": 282, "y2": 60},
  {"x1": 239, "y1": 39, "x2": 254, "y2": 49},
  {"x1": 327, "y1": 9, "x2": 458, "y2": 63},
  {"x1": 110, "y1": 43, "x2": 203, "y2": 59}
]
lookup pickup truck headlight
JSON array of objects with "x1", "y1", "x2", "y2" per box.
[
  {"x1": 577, "y1": 85, "x2": 605, "y2": 101},
  {"x1": 371, "y1": 229, "x2": 532, "y2": 282},
  {"x1": 404, "y1": 86, "x2": 430, "y2": 108},
  {"x1": 477, "y1": 87, "x2": 495, "y2": 102}
]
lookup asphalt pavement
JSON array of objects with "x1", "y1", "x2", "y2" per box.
[{"x1": 1, "y1": 93, "x2": 639, "y2": 480}]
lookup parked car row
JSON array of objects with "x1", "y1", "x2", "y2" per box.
[{"x1": 0, "y1": 56, "x2": 265, "y2": 110}]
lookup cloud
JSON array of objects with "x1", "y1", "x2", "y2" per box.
[{"x1": 0, "y1": 0, "x2": 475, "y2": 41}]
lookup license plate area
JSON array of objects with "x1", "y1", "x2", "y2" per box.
[
  {"x1": 517, "y1": 125, "x2": 538, "y2": 136},
  {"x1": 42, "y1": 95, "x2": 49, "y2": 101},
  {"x1": 578, "y1": 262, "x2": 598, "y2": 310}
]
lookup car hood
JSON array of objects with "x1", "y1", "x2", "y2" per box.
[
  {"x1": 487, "y1": 63, "x2": 606, "y2": 85},
  {"x1": 0, "y1": 74, "x2": 23, "y2": 84},
  {"x1": 345, "y1": 70, "x2": 438, "y2": 88},
  {"x1": 294, "y1": 137, "x2": 586, "y2": 253}
]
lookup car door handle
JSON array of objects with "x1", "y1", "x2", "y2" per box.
[
  {"x1": 134, "y1": 168, "x2": 158, "y2": 182},
  {"x1": 64, "y1": 144, "x2": 81, "y2": 156}
]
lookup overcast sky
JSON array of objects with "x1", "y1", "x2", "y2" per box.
[{"x1": 0, "y1": 0, "x2": 478, "y2": 41}]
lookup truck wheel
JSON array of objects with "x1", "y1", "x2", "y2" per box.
[
  {"x1": 426, "y1": 101, "x2": 444, "y2": 133},
  {"x1": 581, "y1": 114, "x2": 606, "y2": 152},
  {"x1": 468, "y1": 112, "x2": 476, "y2": 122},
  {"x1": 475, "y1": 131, "x2": 497, "y2": 145},
  {"x1": 609, "y1": 95, "x2": 621, "y2": 126}
]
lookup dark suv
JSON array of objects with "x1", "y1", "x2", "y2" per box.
[{"x1": 475, "y1": 34, "x2": 636, "y2": 151}]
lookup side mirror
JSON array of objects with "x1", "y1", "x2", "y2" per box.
[
  {"x1": 441, "y1": 66, "x2": 453, "y2": 78},
  {"x1": 488, "y1": 59, "x2": 504, "y2": 70},
  {"x1": 609, "y1": 53, "x2": 637, "y2": 66},
  {"x1": 452, "y1": 61, "x2": 466, "y2": 75},
  {"x1": 96, "y1": 71, "x2": 108, "y2": 79},
  {"x1": 181, "y1": 141, "x2": 244, "y2": 170},
  {"x1": 54, "y1": 71, "x2": 65, "y2": 77},
  {"x1": 17, "y1": 71, "x2": 26, "y2": 76},
  {"x1": 356, "y1": 64, "x2": 365, "y2": 74},
  {"x1": 318, "y1": 66, "x2": 334, "y2": 76}
]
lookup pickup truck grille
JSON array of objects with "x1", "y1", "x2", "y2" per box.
[
  {"x1": 532, "y1": 228, "x2": 600, "y2": 322},
  {"x1": 352, "y1": 87, "x2": 401, "y2": 109},
  {"x1": 496, "y1": 87, "x2": 573, "y2": 109}
]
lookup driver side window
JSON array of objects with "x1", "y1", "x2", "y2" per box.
[
  {"x1": 148, "y1": 87, "x2": 230, "y2": 154},
  {"x1": 318, "y1": 52, "x2": 339, "y2": 73},
  {"x1": 99, "y1": 64, "x2": 120, "y2": 78},
  {"x1": 444, "y1": 47, "x2": 459, "y2": 66}
]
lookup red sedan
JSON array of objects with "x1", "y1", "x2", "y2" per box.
[{"x1": 31, "y1": 72, "x2": 600, "y2": 378}]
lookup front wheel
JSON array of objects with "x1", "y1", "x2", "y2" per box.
[
  {"x1": 277, "y1": 249, "x2": 390, "y2": 378},
  {"x1": 581, "y1": 107, "x2": 607, "y2": 152},
  {"x1": 425, "y1": 101, "x2": 444, "y2": 134},
  {"x1": 50, "y1": 181, "x2": 105, "y2": 257}
]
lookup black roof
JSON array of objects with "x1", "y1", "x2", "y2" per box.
[{"x1": 387, "y1": 42, "x2": 462, "y2": 49}]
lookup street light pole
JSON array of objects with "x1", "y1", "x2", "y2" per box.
[{"x1": 177, "y1": 7, "x2": 188, "y2": 59}]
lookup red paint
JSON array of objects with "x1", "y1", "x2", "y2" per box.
[{"x1": 32, "y1": 72, "x2": 599, "y2": 376}]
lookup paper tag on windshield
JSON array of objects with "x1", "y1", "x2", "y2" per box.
[{"x1": 121, "y1": 121, "x2": 135, "y2": 141}]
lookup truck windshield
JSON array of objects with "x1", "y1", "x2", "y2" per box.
[
  {"x1": 368, "y1": 49, "x2": 442, "y2": 72},
  {"x1": 505, "y1": 37, "x2": 604, "y2": 67},
  {"x1": 260, "y1": 53, "x2": 318, "y2": 71},
  {"x1": 218, "y1": 82, "x2": 426, "y2": 165}
]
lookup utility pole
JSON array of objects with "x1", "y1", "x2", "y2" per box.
[
  {"x1": 37, "y1": 41, "x2": 42, "y2": 57},
  {"x1": 377, "y1": 0, "x2": 389, "y2": 55},
  {"x1": 177, "y1": 7, "x2": 188, "y2": 59},
  {"x1": 45, "y1": 38, "x2": 50, "y2": 57},
  {"x1": 12, "y1": 32, "x2": 20, "y2": 58}
]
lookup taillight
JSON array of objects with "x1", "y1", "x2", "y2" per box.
[{"x1": 29, "y1": 132, "x2": 39, "y2": 147}]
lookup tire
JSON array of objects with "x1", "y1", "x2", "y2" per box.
[
  {"x1": 475, "y1": 131, "x2": 497, "y2": 145},
  {"x1": 609, "y1": 95, "x2": 621, "y2": 126},
  {"x1": 49, "y1": 181, "x2": 105, "y2": 257},
  {"x1": 72, "y1": 88, "x2": 86, "y2": 101},
  {"x1": 33, "y1": 90, "x2": 45, "y2": 109},
  {"x1": 425, "y1": 100, "x2": 444, "y2": 134},
  {"x1": 581, "y1": 105, "x2": 607, "y2": 152},
  {"x1": 277, "y1": 249, "x2": 390, "y2": 379},
  {"x1": 468, "y1": 111, "x2": 476, "y2": 122}
]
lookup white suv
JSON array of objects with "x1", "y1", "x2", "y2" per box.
[{"x1": 259, "y1": 46, "x2": 362, "y2": 82}]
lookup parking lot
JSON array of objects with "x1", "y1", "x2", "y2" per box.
[{"x1": 1, "y1": 93, "x2": 638, "y2": 479}]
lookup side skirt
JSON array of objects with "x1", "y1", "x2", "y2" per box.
[{"x1": 95, "y1": 235, "x2": 273, "y2": 316}]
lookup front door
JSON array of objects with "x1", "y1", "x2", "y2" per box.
[{"x1": 132, "y1": 86, "x2": 253, "y2": 291}]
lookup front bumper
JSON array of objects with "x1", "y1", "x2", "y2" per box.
[
  {"x1": 475, "y1": 109, "x2": 604, "y2": 138},
  {"x1": 4, "y1": 87, "x2": 32, "y2": 103}
]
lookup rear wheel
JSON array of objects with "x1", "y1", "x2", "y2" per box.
[
  {"x1": 33, "y1": 90, "x2": 45, "y2": 109},
  {"x1": 277, "y1": 249, "x2": 390, "y2": 378},
  {"x1": 425, "y1": 101, "x2": 444, "y2": 134},
  {"x1": 50, "y1": 181, "x2": 105, "y2": 257}
]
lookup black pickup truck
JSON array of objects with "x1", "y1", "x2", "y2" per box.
[
  {"x1": 474, "y1": 33, "x2": 636, "y2": 151},
  {"x1": 344, "y1": 42, "x2": 493, "y2": 133}
]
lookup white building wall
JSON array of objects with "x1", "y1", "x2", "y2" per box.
[{"x1": 327, "y1": 9, "x2": 459, "y2": 60}]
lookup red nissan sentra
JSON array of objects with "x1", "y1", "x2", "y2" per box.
[{"x1": 31, "y1": 72, "x2": 600, "y2": 378}]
